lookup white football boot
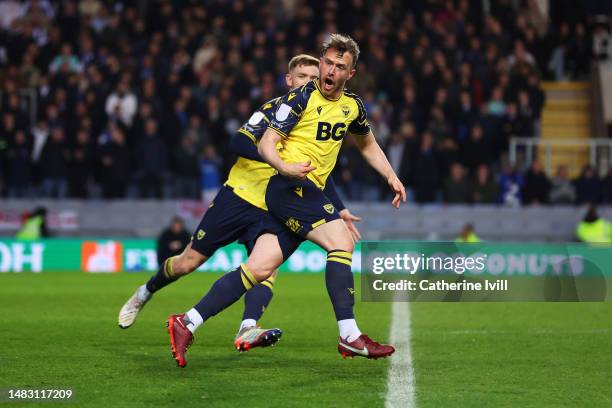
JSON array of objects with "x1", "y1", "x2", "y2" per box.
[{"x1": 118, "y1": 286, "x2": 151, "y2": 329}]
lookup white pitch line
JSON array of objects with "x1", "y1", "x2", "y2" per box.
[{"x1": 385, "y1": 301, "x2": 416, "y2": 408}]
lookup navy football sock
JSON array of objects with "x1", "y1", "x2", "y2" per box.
[
  {"x1": 145, "y1": 257, "x2": 178, "y2": 293},
  {"x1": 325, "y1": 250, "x2": 355, "y2": 320},
  {"x1": 194, "y1": 264, "x2": 257, "y2": 323},
  {"x1": 242, "y1": 275, "x2": 275, "y2": 321}
]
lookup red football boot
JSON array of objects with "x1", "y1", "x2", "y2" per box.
[
  {"x1": 338, "y1": 334, "x2": 395, "y2": 359},
  {"x1": 167, "y1": 314, "x2": 194, "y2": 368}
]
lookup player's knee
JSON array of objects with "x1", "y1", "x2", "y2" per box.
[
  {"x1": 329, "y1": 234, "x2": 354, "y2": 254},
  {"x1": 308, "y1": 219, "x2": 354, "y2": 253},
  {"x1": 246, "y1": 263, "x2": 275, "y2": 283}
]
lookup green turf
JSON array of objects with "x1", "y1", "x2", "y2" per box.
[
  {"x1": 1, "y1": 273, "x2": 611, "y2": 407},
  {"x1": 0, "y1": 273, "x2": 391, "y2": 407},
  {"x1": 411, "y1": 302, "x2": 612, "y2": 407}
]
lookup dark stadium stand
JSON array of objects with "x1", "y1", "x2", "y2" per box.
[{"x1": 0, "y1": 0, "x2": 610, "y2": 204}]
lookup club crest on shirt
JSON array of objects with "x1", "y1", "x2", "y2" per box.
[{"x1": 341, "y1": 105, "x2": 351, "y2": 117}]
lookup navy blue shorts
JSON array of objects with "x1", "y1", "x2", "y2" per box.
[
  {"x1": 265, "y1": 174, "x2": 341, "y2": 238},
  {"x1": 251, "y1": 213, "x2": 305, "y2": 261},
  {"x1": 190, "y1": 186, "x2": 266, "y2": 257}
]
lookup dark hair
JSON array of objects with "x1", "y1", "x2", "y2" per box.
[{"x1": 321, "y1": 33, "x2": 360, "y2": 68}]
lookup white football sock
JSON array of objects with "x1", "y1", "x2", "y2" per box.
[
  {"x1": 185, "y1": 308, "x2": 204, "y2": 333},
  {"x1": 338, "y1": 319, "x2": 362, "y2": 342},
  {"x1": 137, "y1": 285, "x2": 151, "y2": 301},
  {"x1": 239, "y1": 319, "x2": 257, "y2": 332}
]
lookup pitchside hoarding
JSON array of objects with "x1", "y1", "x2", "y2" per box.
[
  {"x1": 0, "y1": 239, "x2": 610, "y2": 277},
  {"x1": 0, "y1": 239, "x2": 354, "y2": 273}
]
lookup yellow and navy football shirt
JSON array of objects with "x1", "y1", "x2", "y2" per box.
[
  {"x1": 268, "y1": 79, "x2": 370, "y2": 188},
  {"x1": 225, "y1": 97, "x2": 281, "y2": 210}
]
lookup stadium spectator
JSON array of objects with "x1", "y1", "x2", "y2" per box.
[
  {"x1": 69, "y1": 129, "x2": 94, "y2": 198},
  {"x1": 526, "y1": 73, "x2": 546, "y2": 119},
  {"x1": 522, "y1": 159, "x2": 550, "y2": 205},
  {"x1": 486, "y1": 86, "x2": 507, "y2": 117},
  {"x1": 39, "y1": 127, "x2": 69, "y2": 198},
  {"x1": 576, "y1": 204, "x2": 612, "y2": 243},
  {"x1": 427, "y1": 106, "x2": 452, "y2": 145},
  {"x1": 443, "y1": 163, "x2": 470, "y2": 204},
  {"x1": 136, "y1": 118, "x2": 166, "y2": 199},
  {"x1": 549, "y1": 165, "x2": 576, "y2": 204},
  {"x1": 601, "y1": 167, "x2": 612, "y2": 204},
  {"x1": 16, "y1": 207, "x2": 49, "y2": 240},
  {"x1": 49, "y1": 43, "x2": 82, "y2": 74},
  {"x1": 105, "y1": 80, "x2": 138, "y2": 128},
  {"x1": 461, "y1": 124, "x2": 490, "y2": 173},
  {"x1": 174, "y1": 136, "x2": 200, "y2": 199},
  {"x1": 413, "y1": 131, "x2": 439, "y2": 203},
  {"x1": 456, "y1": 223, "x2": 481, "y2": 243},
  {"x1": 6, "y1": 129, "x2": 32, "y2": 198},
  {"x1": 99, "y1": 126, "x2": 130, "y2": 199},
  {"x1": 470, "y1": 164, "x2": 499, "y2": 204},
  {"x1": 568, "y1": 24, "x2": 591, "y2": 79},
  {"x1": 199, "y1": 144, "x2": 222, "y2": 204},
  {"x1": 30, "y1": 119, "x2": 49, "y2": 165},
  {"x1": 452, "y1": 90, "x2": 477, "y2": 142},
  {"x1": 156, "y1": 216, "x2": 191, "y2": 267},
  {"x1": 499, "y1": 163, "x2": 524, "y2": 206},
  {"x1": 575, "y1": 165, "x2": 601, "y2": 204},
  {"x1": 517, "y1": 90, "x2": 535, "y2": 137},
  {"x1": 548, "y1": 22, "x2": 571, "y2": 80},
  {"x1": 182, "y1": 115, "x2": 210, "y2": 149}
]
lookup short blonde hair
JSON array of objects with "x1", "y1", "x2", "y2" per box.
[
  {"x1": 288, "y1": 54, "x2": 320, "y2": 72},
  {"x1": 321, "y1": 33, "x2": 360, "y2": 68}
]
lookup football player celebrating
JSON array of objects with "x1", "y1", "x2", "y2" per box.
[
  {"x1": 167, "y1": 34, "x2": 405, "y2": 367},
  {"x1": 119, "y1": 54, "x2": 361, "y2": 353}
]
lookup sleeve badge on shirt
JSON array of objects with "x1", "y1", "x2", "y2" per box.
[
  {"x1": 248, "y1": 111, "x2": 265, "y2": 125},
  {"x1": 275, "y1": 103, "x2": 292, "y2": 121}
]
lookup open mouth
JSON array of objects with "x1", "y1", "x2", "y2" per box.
[{"x1": 323, "y1": 77, "x2": 334, "y2": 91}]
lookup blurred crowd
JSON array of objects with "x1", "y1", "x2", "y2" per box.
[{"x1": 0, "y1": 0, "x2": 609, "y2": 204}]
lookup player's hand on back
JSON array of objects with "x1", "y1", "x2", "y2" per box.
[
  {"x1": 339, "y1": 209, "x2": 362, "y2": 242},
  {"x1": 388, "y1": 175, "x2": 406, "y2": 209},
  {"x1": 280, "y1": 160, "x2": 316, "y2": 180}
]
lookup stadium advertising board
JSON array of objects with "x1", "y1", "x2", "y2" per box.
[{"x1": 0, "y1": 239, "x2": 611, "y2": 278}]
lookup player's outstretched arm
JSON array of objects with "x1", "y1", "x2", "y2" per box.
[
  {"x1": 258, "y1": 128, "x2": 315, "y2": 179},
  {"x1": 351, "y1": 130, "x2": 406, "y2": 208}
]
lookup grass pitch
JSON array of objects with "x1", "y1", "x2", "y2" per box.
[{"x1": 1, "y1": 273, "x2": 611, "y2": 407}]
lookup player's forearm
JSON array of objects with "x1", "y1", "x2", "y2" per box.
[
  {"x1": 229, "y1": 132, "x2": 265, "y2": 162},
  {"x1": 258, "y1": 129, "x2": 287, "y2": 172},
  {"x1": 355, "y1": 132, "x2": 397, "y2": 180}
]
